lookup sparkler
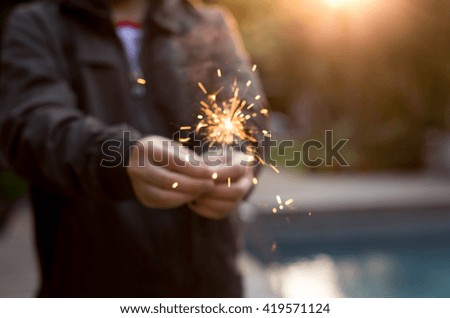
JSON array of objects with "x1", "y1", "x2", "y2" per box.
[
  {"x1": 179, "y1": 65, "x2": 296, "y2": 218},
  {"x1": 190, "y1": 66, "x2": 276, "y2": 181},
  {"x1": 195, "y1": 76, "x2": 263, "y2": 146}
]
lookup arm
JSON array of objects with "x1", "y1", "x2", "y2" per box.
[
  {"x1": 0, "y1": 6, "x2": 216, "y2": 207},
  {"x1": 0, "y1": 6, "x2": 140, "y2": 200}
]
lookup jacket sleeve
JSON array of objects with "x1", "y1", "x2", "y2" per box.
[{"x1": 0, "y1": 7, "x2": 142, "y2": 201}]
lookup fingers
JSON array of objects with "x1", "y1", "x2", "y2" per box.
[
  {"x1": 129, "y1": 135, "x2": 215, "y2": 209},
  {"x1": 188, "y1": 200, "x2": 239, "y2": 220},
  {"x1": 133, "y1": 180, "x2": 197, "y2": 209},
  {"x1": 137, "y1": 163, "x2": 215, "y2": 196},
  {"x1": 148, "y1": 137, "x2": 213, "y2": 179},
  {"x1": 188, "y1": 171, "x2": 254, "y2": 220},
  {"x1": 206, "y1": 172, "x2": 253, "y2": 201},
  {"x1": 211, "y1": 164, "x2": 249, "y2": 183},
  {"x1": 165, "y1": 144, "x2": 213, "y2": 179},
  {"x1": 129, "y1": 136, "x2": 256, "y2": 212},
  {"x1": 209, "y1": 151, "x2": 251, "y2": 182}
]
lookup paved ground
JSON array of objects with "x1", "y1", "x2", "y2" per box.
[
  {"x1": 0, "y1": 200, "x2": 38, "y2": 297},
  {"x1": 248, "y1": 169, "x2": 450, "y2": 214},
  {"x1": 0, "y1": 169, "x2": 449, "y2": 297}
]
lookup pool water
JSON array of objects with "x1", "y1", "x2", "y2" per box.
[{"x1": 245, "y1": 209, "x2": 450, "y2": 297}]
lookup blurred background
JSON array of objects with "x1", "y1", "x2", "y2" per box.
[{"x1": 1, "y1": 0, "x2": 450, "y2": 297}]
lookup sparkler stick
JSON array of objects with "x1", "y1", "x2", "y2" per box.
[{"x1": 189, "y1": 66, "x2": 275, "y2": 175}]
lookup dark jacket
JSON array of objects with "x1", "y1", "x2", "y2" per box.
[{"x1": 0, "y1": 0, "x2": 266, "y2": 297}]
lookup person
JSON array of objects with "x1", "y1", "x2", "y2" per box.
[
  {"x1": 0, "y1": 0, "x2": 267, "y2": 297},
  {"x1": 0, "y1": 0, "x2": 30, "y2": 235}
]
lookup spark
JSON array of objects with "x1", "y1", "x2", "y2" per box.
[
  {"x1": 273, "y1": 196, "x2": 295, "y2": 213},
  {"x1": 269, "y1": 164, "x2": 280, "y2": 174},
  {"x1": 243, "y1": 154, "x2": 255, "y2": 162},
  {"x1": 137, "y1": 78, "x2": 146, "y2": 85},
  {"x1": 198, "y1": 82, "x2": 207, "y2": 95},
  {"x1": 224, "y1": 118, "x2": 233, "y2": 130},
  {"x1": 271, "y1": 241, "x2": 277, "y2": 252},
  {"x1": 172, "y1": 182, "x2": 179, "y2": 189},
  {"x1": 178, "y1": 137, "x2": 191, "y2": 143},
  {"x1": 192, "y1": 70, "x2": 268, "y2": 162},
  {"x1": 189, "y1": 68, "x2": 282, "y2": 194},
  {"x1": 276, "y1": 195, "x2": 282, "y2": 205},
  {"x1": 309, "y1": 212, "x2": 312, "y2": 216},
  {"x1": 195, "y1": 80, "x2": 254, "y2": 145},
  {"x1": 285, "y1": 199, "x2": 294, "y2": 206},
  {"x1": 183, "y1": 66, "x2": 298, "y2": 216}
]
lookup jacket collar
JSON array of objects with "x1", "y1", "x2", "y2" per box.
[{"x1": 58, "y1": 0, "x2": 200, "y2": 34}]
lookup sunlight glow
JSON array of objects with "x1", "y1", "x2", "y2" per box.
[{"x1": 323, "y1": 0, "x2": 375, "y2": 10}]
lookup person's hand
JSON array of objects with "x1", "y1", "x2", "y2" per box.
[
  {"x1": 188, "y1": 151, "x2": 254, "y2": 220},
  {"x1": 127, "y1": 135, "x2": 214, "y2": 209}
]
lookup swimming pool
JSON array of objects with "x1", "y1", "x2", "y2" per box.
[{"x1": 244, "y1": 207, "x2": 450, "y2": 297}]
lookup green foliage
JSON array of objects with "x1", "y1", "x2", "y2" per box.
[{"x1": 0, "y1": 171, "x2": 27, "y2": 199}]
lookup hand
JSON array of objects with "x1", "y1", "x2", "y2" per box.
[
  {"x1": 127, "y1": 135, "x2": 214, "y2": 209},
  {"x1": 189, "y1": 151, "x2": 254, "y2": 220}
]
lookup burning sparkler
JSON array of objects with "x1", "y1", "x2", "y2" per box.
[
  {"x1": 189, "y1": 66, "x2": 277, "y2": 182},
  {"x1": 194, "y1": 68, "x2": 268, "y2": 147},
  {"x1": 179, "y1": 65, "x2": 295, "y2": 216}
]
